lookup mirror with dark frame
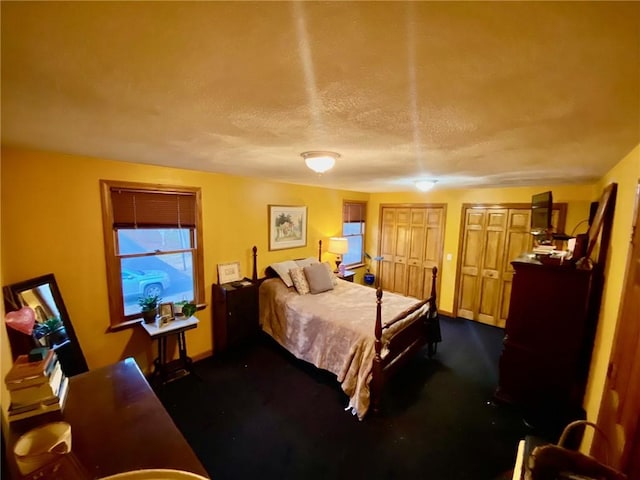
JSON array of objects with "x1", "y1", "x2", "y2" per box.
[{"x1": 3, "y1": 273, "x2": 88, "y2": 377}]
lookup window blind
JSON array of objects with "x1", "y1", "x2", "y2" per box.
[
  {"x1": 343, "y1": 202, "x2": 365, "y2": 223},
  {"x1": 110, "y1": 189, "x2": 197, "y2": 228}
]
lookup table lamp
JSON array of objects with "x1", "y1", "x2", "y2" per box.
[{"x1": 328, "y1": 237, "x2": 349, "y2": 273}]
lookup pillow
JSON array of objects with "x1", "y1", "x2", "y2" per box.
[
  {"x1": 295, "y1": 257, "x2": 319, "y2": 268},
  {"x1": 269, "y1": 260, "x2": 299, "y2": 288},
  {"x1": 289, "y1": 266, "x2": 310, "y2": 295},
  {"x1": 322, "y1": 261, "x2": 339, "y2": 286},
  {"x1": 304, "y1": 262, "x2": 334, "y2": 294}
]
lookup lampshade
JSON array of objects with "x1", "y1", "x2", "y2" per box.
[
  {"x1": 301, "y1": 151, "x2": 340, "y2": 174},
  {"x1": 415, "y1": 180, "x2": 437, "y2": 192},
  {"x1": 328, "y1": 237, "x2": 349, "y2": 255}
]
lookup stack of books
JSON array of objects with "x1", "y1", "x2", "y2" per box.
[{"x1": 5, "y1": 349, "x2": 69, "y2": 422}]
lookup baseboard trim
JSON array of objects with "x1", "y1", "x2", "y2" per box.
[{"x1": 192, "y1": 350, "x2": 212, "y2": 362}]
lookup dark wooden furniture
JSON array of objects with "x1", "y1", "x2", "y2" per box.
[
  {"x1": 496, "y1": 183, "x2": 617, "y2": 438},
  {"x1": 4, "y1": 358, "x2": 209, "y2": 479},
  {"x1": 212, "y1": 280, "x2": 259, "y2": 354},
  {"x1": 141, "y1": 316, "x2": 199, "y2": 385},
  {"x1": 495, "y1": 255, "x2": 595, "y2": 429},
  {"x1": 337, "y1": 270, "x2": 356, "y2": 282},
  {"x1": 258, "y1": 241, "x2": 442, "y2": 417}
]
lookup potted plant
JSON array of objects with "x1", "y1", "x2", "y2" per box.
[
  {"x1": 138, "y1": 294, "x2": 161, "y2": 324},
  {"x1": 173, "y1": 300, "x2": 188, "y2": 317},
  {"x1": 364, "y1": 253, "x2": 383, "y2": 286},
  {"x1": 33, "y1": 316, "x2": 68, "y2": 347},
  {"x1": 181, "y1": 302, "x2": 197, "y2": 318}
]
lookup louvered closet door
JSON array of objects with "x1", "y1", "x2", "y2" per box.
[
  {"x1": 380, "y1": 208, "x2": 410, "y2": 294},
  {"x1": 391, "y1": 208, "x2": 411, "y2": 294},
  {"x1": 379, "y1": 206, "x2": 445, "y2": 298},
  {"x1": 379, "y1": 208, "x2": 397, "y2": 291},
  {"x1": 420, "y1": 207, "x2": 445, "y2": 300},
  {"x1": 457, "y1": 209, "x2": 486, "y2": 321},
  {"x1": 406, "y1": 209, "x2": 426, "y2": 299},
  {"x1": 458, "y1": 208, "x2": 527, "y2": 326},
  {"x1": 457, "y1": 204, "x2": 566, "y2": 327},
  {"x1": 476, "y1": 209, "x2": 507, "y2": 326},
  {"x1": 498, "y1": 209, "x2": 532, "y2": 328}
]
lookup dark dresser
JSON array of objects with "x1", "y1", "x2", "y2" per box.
[{"x1": 495, "y1": 254, "x2": 597, "y2": 434}]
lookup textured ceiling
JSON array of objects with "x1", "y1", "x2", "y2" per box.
[{"x1": 2, "y1": 1, "x2": 639, "y2": 192}]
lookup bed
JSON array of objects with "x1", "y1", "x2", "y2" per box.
[{"x1": 252, "y1": 242, "x2": 441, "y2": 420}]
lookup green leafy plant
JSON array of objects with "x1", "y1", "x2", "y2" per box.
[
  {"x1": 138, "y1": 294, "x2": 161, "y2": 312},
  {"x1": 182, "y1": 302, "x2": 197, "y2": 318},
  {"x1": 34, "y1": 316, "x2": 63, "y2": 337}
]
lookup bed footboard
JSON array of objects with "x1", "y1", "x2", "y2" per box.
[{"x1": 371, "y1": 266, "x2": 440, "y2": 414}]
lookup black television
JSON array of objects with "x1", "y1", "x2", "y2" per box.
[{"x1": 531, "y1": 191, "x2": 552, "y2": 234}]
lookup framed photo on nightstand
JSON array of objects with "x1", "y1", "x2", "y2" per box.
[{"x1": 217, "y1": 261, "x2": 242, "y2": 284}]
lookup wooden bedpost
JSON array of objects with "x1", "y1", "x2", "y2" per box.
[
  {"x1": 252, "y1": 246, "x2": 258, "y2": 282},
  {"x1": 427, "y1": 266, "x2": 440, "y2": 358},
  {"x1": 371, "y1": 287, "x2": 384, "y2": 414},
  {"x1": 430, "y1": 266, "x2": 438, "y2": 307},
  {"x1": 318, "y1": 239, "x2": 322, "y2": 262}
]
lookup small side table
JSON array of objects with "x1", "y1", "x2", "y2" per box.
[
  {"x1": 141, "y1": 316, "x2": 199, "y2": 386},
  {"x1": 337, "y1": 269, "x2": 356, "y2": 282},
  {"x1": 212, "y1": 280, "x2": 259, "y2": 354}
]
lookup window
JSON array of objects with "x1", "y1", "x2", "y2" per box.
[
  {"x1": 100, "y1": 180, "x2": 204, "y2": 328},
  {"x1": 342, "y1": 201, "x2": 366, "y2": 267}
]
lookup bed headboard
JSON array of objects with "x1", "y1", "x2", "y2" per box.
[{"x1": 256, "y1": 240, "x2": 323, "y2": 280}]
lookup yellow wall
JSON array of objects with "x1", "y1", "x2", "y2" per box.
[
  {"x1": 581, "y1": 144, "x2": 640, "y2": 448},
  {"x1": 2, "y1": 143, "x2": 637, "y2": 443},
  {"x1": 0, "y1": 147, "x2": 366, "y2": 373},
  {"x1": 367, "y1": 185, "x2": 596, "y2": 314},
  {"x1": 1, "y1": 155, "x2": 12, "y2": 422}
]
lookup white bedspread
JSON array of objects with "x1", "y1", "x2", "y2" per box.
[{"x1": 259, "y1": 278, "x2": 430, "y2": 419}]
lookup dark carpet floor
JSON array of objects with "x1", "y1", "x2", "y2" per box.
[{"x1": 156, "y1": 316, "x2": 532, "y2": 480}]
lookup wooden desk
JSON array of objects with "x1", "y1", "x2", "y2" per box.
[
  {"x1": 4, "y1": 358, "x2": 209, "y2": 479},
  {"x1": 141, "y1": 316, "x2": 199, "y2": 385}
]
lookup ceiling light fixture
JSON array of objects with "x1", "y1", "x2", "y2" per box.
[
  {"x1": 415, "y1": 180, "x2": 437, "y2": 192},
  {"x1": 301, "y1": 151, "x2": 340, "y2": 174}
]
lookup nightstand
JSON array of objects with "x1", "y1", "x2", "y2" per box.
[
  {"x1": 337, "y1": 269, "x2": 356, "y2": 282},
  {"x1": 212, "y1": 279, "x2": 259, "y2": 354}
]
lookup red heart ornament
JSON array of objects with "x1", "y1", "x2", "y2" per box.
[{"x1": 5, "y1": 307, "x2": 36, "y2": 335}]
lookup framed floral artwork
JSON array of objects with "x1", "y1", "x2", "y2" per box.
[{"x1": 268, "y1": 205, "x2": 307, "y2": 251}]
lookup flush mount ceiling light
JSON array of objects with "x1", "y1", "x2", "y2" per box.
[
  {"x1": 301, "y1": 151, "x2": 340, "y2": 174},
  {"x1": 415, "y1": 180, "x2": 437, "y2": 192}
]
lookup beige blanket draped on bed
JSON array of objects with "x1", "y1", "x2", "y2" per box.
[{"x1": 259, "y1": 278, "x2": 430, "y2": 420}]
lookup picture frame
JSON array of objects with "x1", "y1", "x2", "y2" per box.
[
  {"x1": 269, "y1": 205, "x2": 307, "y2": 251},
  {"x1": 217, "y1": 261, "x2": 242, "y2": 284},
  {"x1": 158, "y1": 302, "x2": 174, "y2": 321},
  {"x1": 583, "y1": 182, "x2": 618, "y2": 263}
]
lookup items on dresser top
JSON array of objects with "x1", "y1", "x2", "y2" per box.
[
  {"x1": 5, "y1": 349, "x2": 69, "y2": 423},
  {"x1": 5, "y1": 358, "x2": 209, "y2": 480},
  {"x1": 13, "y1": 421, "x2": 72, "y2": 476}
]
